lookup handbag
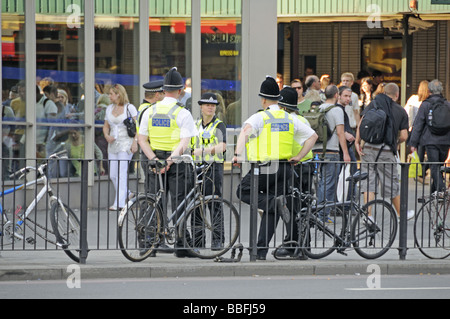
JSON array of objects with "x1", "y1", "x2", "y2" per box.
[{"x1": 123, "y1": 104, "x2": 137, "y2": 138}]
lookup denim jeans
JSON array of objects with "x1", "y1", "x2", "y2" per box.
[{"x1": 316, "y1": 153, "x2": 341, "y2": 218}]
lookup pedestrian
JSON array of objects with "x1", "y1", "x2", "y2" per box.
[
  {"x1": 304, "y1": 75, "x2": 321, "y2": 100},
  {"x1": 313, "y1": 85, "x2": 350, "y2": 223},
  {"x1": 405, "y1": 80, "x2": 430, "y2": 130},
  {"x1": 138, "y1": 67, "x2": 197, "y2": 258},
  {"x1": 359, "y1": 77, "x2": 373, "y2": 112},
  {"x1": 408, "y1": 79, "x2": 450, "y2": 195},
  {"x1": 337, "y1": 86, "x2": 358, "y2": 198},
  {"x1": 355, "y1": 83, "x2": 413, "y2": 220},
  {"x1": 103, "y1": 84, "x2": 138, "y2": 211},
  {"x1": 191, "y1": 92, "x2": 227, "y2": 250},
  {"x1": 339, "y1": 72, "x2": 361, "y2": 130},
  {"x1": 405, "y1": 80, "x2": 430, "y2": 184},
  {"x1": 290, "y1": 79, "x2": 311, "y2": 114},
  {"x1": 234, "y1": 76, "x2": 317, "y2": 260}
]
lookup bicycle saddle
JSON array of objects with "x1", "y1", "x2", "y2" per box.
[
  {"x1": 440, "y1": 166, "x2": 450, "y2": 174},
  {"x1": 345, "y1": 170, "x2": 368, "y2": 182}
]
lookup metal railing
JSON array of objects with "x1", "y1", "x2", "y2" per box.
[{"x1": 1, "y1": 157, "x2": 449, "y2": 263}]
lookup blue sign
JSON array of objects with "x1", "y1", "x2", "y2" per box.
[
  {"x1": 271, "y1": 123, "x2": 289, "y2": 132},
  {"x1": 152, "y1": 118, "x2": 171, "y2": 128}
]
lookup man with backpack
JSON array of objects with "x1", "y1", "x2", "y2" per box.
[
  {"x1": 355, "y1": 83, "x2": 412, "y2": 220},
  {"x1": 409, "y1": 79, "x2": 450, "y2": 195},
  {"x1": 311, "y1": 85, "x2": 350, "y2": 223}
]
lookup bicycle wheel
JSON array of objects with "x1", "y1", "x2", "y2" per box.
[
  {"x1": 118, "y1": 194, "x2": 163, "y2": 262},
  {"x1": 414, "y1": 197, "x2": 450, "y2": 259},
  {"x1": 50, "y1": 201, "x2": 81, "y2": 263},
  {"x1": 179, "y1": 196, "x2": 239, "y2": 259},
  {"x1": 301, "y1": 204, "x2": 346, "y2": 259},
  {"x1": 352, "y1": 199, "x2": 397, "y2": 259}
]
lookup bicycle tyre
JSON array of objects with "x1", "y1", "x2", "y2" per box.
[
  {"x1": 118, "y1": 194, "x2": 164, "y2": 262},
  {"x1": 414, "y1": 197, "x2": 450, "y2": 259},
  {"x1": 301, "y1": 204, "x2": 346, "y2": 259},
  {"x1": 179, "y1": 196, "x2": 240, "y2": 259},
  {"x1": 352, "y1": 199, "x2": 397, "y2": 259},
  {"x1": 50, "y1": 201, "x2": 81, "y2": 263}
]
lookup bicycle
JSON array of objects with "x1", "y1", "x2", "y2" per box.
[
  {"x1": 118, "y1": 154, "x2": 240, "y2": 262},
  {"x1": 413, "y1": 166, "x2": 450, "y2": 259},
  {"x1": 0, "y1": 151, "x2": 81, "y2": 263},
  {"x1": 275, "y1": 170, "x2": 398, "y2": 260}
]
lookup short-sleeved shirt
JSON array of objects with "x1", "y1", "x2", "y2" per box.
[
  {"x1": 244, "y1": 104, "x2": 316, "y2": 153},
  {"x1": 139, "y1": 97, "x2": 197, "y2": 140},
  {"x1": 313, "y1": 103, "x2": 345, "y2": 153}
]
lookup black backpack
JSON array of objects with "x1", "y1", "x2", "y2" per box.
[
  {"x1": 427, "y1": 97, "x2": 450, "y2": 135},
  {"x1": 359, "y1": 100, "x2": 389, "y2": 145}
]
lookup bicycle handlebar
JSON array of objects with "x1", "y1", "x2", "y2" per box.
[{"x1": 9, "y1": 151, "x2": 69, "y2": 180}]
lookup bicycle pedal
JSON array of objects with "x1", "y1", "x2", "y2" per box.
[
  {"x1": 337, "y1": 250, "x2": 347, "y2": 256},
  {"x1": 26, "y1": 237, "x2": 36, "y2": 245}
]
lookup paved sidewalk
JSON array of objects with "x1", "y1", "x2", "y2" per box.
[{"x1": 0, "y1": 248, "x2": 448, "y2": 282}]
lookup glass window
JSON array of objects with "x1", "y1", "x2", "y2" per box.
[
  {"x1": 201, "y1": 2, "x2": 242, "y2": 169},
  {"x1": 149, "y1": 6, "x2": 192, "y2": 111},
  {"x1": 201, "y1": 17, "x2": 242, "y2": 127},
  {"x1": 34, "y1": 3, "x2": 85, "y2": 178},
  {"x1": 95, "y1": 1, "x2": 140, "y2": 175},
  {"x1": 2, "y1": 1, "x2": 26, "y2": 177}
]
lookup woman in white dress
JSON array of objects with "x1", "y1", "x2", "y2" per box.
[{"x1": 103, "y1": 84, "x2": 138, "y2": 210}]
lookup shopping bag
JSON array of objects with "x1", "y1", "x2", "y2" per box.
[
  {"x1": 337, "y1": 164, "x2": 351, "y2": 202},
  {"x1": 408, "y1": 151, "x2": 422, "y2": 178}
]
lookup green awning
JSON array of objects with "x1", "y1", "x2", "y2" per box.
[{"x1": 2, "y1": 0, "x2": 449, "y2": 17}]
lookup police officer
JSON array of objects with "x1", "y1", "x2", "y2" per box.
[
  {"x1": 137, "y1": 80, "x2": 165, "y2": 129},
  {"x1": 137, "y1": 80, "x2": 165, "y2": 186},
  {"x1": 191, "y1": 93, "x2": 227, "y2": 250},
  {"x1": 138, "y1": 67, "x2": 197, "y2": 257},
  {"x1": 277, "y1": 86, "x2": 315, "y2": 259},
  {"x1": 233, "y1": 76, "x2": 318, "y2": 260}
]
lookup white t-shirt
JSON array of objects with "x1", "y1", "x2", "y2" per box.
[{"x1": 139, "y1": 97, "x2": 197, "y2": 140}]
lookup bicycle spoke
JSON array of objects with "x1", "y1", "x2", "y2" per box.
[
  {"x1": 414, "y1": 197, "x2": 450, "y2": 259},
  {"x1": 352, "y1": 200, "x2": 397, "y2": 259}
]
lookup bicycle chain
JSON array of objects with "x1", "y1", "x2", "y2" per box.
[{"x1": 23, "y1": 217, "x2": 60, "y2": 246}]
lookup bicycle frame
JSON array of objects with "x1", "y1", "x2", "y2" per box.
[
  {"x1": 159, "y1": 159, "x2": 214, "y2": 229},
  {"x1": 1, "y1": 155, "x2": 66, "y2": 242},
  {"x1": 119, "y1": 156, "x2": 214, "y2": 232},
  {"x1": 302, "y1": 201, "x2": 369, "y2": 251}
]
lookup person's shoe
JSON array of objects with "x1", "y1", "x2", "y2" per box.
[
  {"x1": 407, "y1": 210, "x2": 415, "y2": 221},
  {"x1": 276, "y1": 195, "x2": 291, "y2": 224},
  {"x1": 174, "y1": 249, "x2": 197, "y2": 258},
  {"x1": 156, "y1": 243, "x2": 175, "y2": 254},
  {"x1": 273, "y1": 248, "x2": 295, "y2": 258},
  {"x1": 211, "y1": 240, "x2": 224, "y2": 251}
]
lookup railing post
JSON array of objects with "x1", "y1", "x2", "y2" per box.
[
  {"x1": 79, "y1": 159, "x2": 89, "y2": 264},
  {"x1": 249, "y1": 163, "x2": 259, "y2": 262},
  {"x1": 398, "y1": 162, "x2": 410, "y2": 260}
]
